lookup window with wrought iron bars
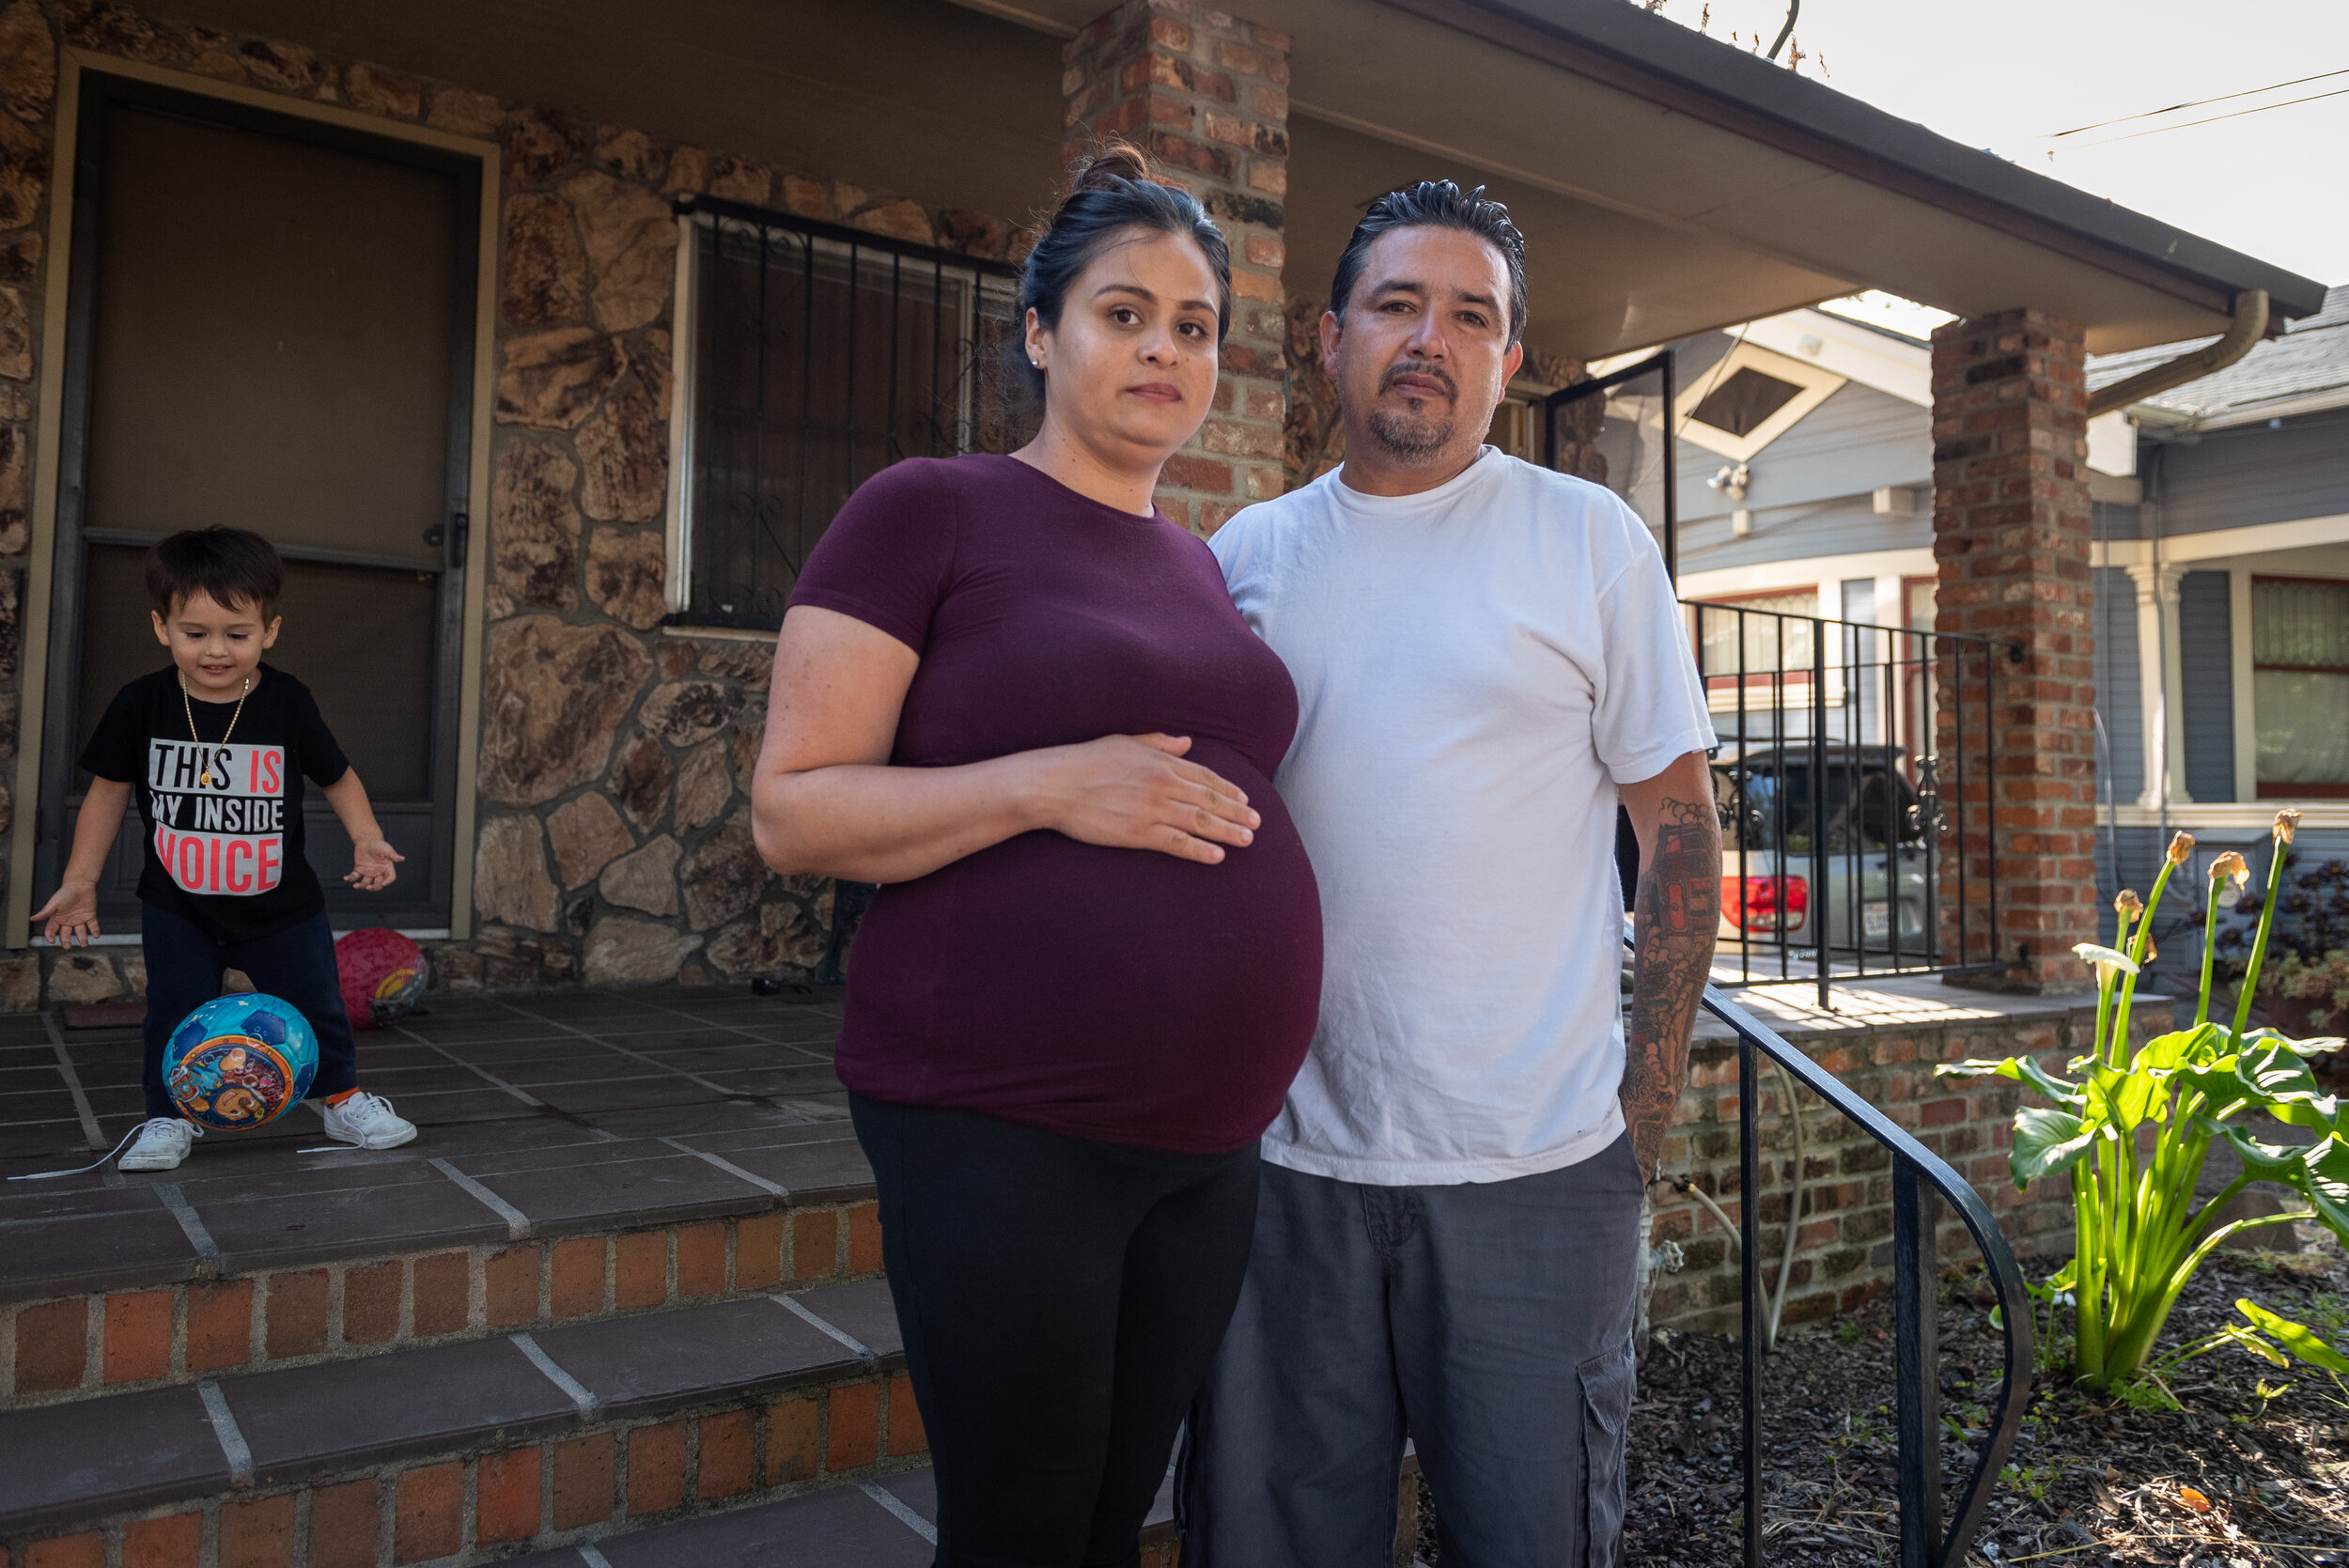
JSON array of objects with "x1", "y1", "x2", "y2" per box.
[{"x1": 664, "y1": 194, "x2": 1028, "y2": 631}]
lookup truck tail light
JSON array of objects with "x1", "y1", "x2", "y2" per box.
[{"x1": 1722, "y1": 875, "x2": 1809, "y2": 933}]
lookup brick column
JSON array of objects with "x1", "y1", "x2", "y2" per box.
[
  {"x1": 1929, "y1": 308, "x2": 2099, "y2": 992},
  {"x1": 1062, "y1": 0, "x2": 1289, "y2": 534}
]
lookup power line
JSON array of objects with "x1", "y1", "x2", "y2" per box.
[
  {"x1": 2035, "y1": 67, "x2": 2347, "y2": 141},
  {"x1": 2049, "y1": 85, "x2": 2349, "y2": 150}
]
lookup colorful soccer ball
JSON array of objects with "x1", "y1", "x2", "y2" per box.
[
  {"x1": 335, "y1": 927, "x2": 429, "y2": 1032},
  {"x1": 163, "y1": 993, "x2": 319, "y2": 1131}
]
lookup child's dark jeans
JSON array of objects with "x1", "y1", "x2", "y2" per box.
[{"x1": 141, "y1": 903, "x2": 360, "y2": 1121}]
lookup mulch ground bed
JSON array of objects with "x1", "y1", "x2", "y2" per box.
[{"x1": 1416, "y1": 1232, "x2": 2349, "y2": 1566}]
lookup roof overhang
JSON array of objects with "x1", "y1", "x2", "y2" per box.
[{"x1": 962, "y1": 0, "x2": 2329, "y2": 359}]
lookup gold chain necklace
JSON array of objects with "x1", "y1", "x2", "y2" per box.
[{"x1": 183, "y1": 673, "x2": 253, "y2": 788}]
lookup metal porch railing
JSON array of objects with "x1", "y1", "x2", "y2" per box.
[
  {"x1": 1685, "y1": 970, "x2": 2035, "y2": 1567},
  {"x1": 1686, "y1": 599, "x2": 2023, "y2": 1005}
]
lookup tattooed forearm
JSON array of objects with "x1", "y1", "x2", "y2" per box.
[{"x1": 1621, "y1": 793, "x2": 1723, "y2": 1178}]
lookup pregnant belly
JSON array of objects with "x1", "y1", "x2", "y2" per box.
[{"x1": 836, "y1": 756, "x2": 1323, "y2": 1152}]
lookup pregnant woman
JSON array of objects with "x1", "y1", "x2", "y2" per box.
[{"x1": 750, "y1": 146, "x2": 1321, "y2": 1565}]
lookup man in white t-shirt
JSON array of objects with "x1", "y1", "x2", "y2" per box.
[{"x1": 1180, "y1": 181, "x2": 1721, "y2": 1564}]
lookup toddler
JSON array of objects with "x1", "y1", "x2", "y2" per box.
[{"x1": 34, "y1": 527, "x2": 415, "y2": 1170}]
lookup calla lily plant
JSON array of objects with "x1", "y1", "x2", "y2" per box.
[{"x1": 1939, "y1": 813, "x2": 2349, "y2": 1392}]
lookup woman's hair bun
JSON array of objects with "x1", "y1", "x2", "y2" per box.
[
  {"x1": 1066, "y1": 141, "x2": 1151, "y2": 197},
  {"x1": 1001, "y1": 135, "x2": 1232, "y2": 417}
]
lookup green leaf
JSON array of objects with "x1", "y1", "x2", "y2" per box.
[
  {"x1": 2219, "y1": 1325, "x2": 2290, "y2": 1369},
  {"x1": 2171, "y1": 1062, "x2": 2254, "y2": 1121},
  {"x1": 2013, "y1": 1107, "x2": 2096, "y2": 1189},
  {"x1": 2295, "y1": 1136, "x2": 2349, "y2": 1245},
  {"x1": 2235, "y1": 1299, "x2": 2349, "y2": 1374},
  {"x1": 2235, "y1": 1037, "x2": 2319, "y2": 1098},
  {"x1": 1940, "y1": 1056, "x2": 2086, "y2": 1108},
  {"x1": 2091, "y1": 1062, "x2": 2164, "y2": 1133},
  {"x1": 2272, "y1": 1097, "x2": 2344, "y2": 1136},
  {"x1": 2201, "y1": 1118, "x2": 2301, "y2": 1179},
  {"x1": 2133, "y1": 1025, "x2": 2226, "y2": 1075}
]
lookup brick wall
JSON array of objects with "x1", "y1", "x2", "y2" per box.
[
  {"x1": 1644, "y1": 993, "x2": 2174, "y2": 1337},
  {"x1": 1929, "y1": 308, "x2": 2099, "y2": 992},
  {"x1": 1, "y1": 1202, "x2": 880, "y2": 1405},
  {"x1": 8, "y1": 1379, "x2": 925, "y2": 1567},
  {"x1": 1060, "y1": 0, "x2": 1289, "y2": 536}
]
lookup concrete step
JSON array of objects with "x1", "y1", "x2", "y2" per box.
[{"x1": 0, "y1": 1279, "x2": 926, "y2": 1564}]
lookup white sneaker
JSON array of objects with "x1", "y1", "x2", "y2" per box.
[
  {"x1": 319, "y1": 1092, "x2": 417, "y2": 1150},
  {"x1": 119, "y1": 1118, "x2": 201, "y2": 1172}
]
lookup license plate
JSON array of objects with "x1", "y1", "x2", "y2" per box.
[{"x1": 1864, "y1": 903, "x2": 1890, "y2": 939}]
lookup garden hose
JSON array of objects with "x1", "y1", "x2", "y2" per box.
[{"x1": 1662, "y1": 1058, "x2": 1809, "y2": 1354}]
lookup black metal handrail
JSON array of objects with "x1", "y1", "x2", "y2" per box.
[
  {"x1": 1677, "y1": 965, "x2": 2034, "y2": 1567},
  {"x1": 1685, "y1": 599, "x2": 2022, "y2": 1005}
]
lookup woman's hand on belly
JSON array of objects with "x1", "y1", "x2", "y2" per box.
[
  {"x1": 1020, "y1": 733, "x2": 1260, "y2": 865},
  {"x1": 755, "y1": 607, "x2": 1261, "y2": 882}
]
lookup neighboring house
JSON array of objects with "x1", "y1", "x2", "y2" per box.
[
  {"x1": 1638, "y1": 287, "x2": 2349, "y2": 969},
  {"x1": 2084, "y1": 286, "x2": 2349, "y2": 938},
  {"x1": 1666, "y1": 303, "x2": 2136, "y2": 673},
  {"x1": 0, "y1": 0, "x2": 2317, "y2": 1007}
]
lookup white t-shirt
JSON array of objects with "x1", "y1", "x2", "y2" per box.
[{"x1": 1211, "y1": 448, "x2": 1715, "y2": 1186}]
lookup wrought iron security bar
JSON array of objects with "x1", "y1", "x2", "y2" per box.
[
  {"x1": 669, "y1": 194, "x2": 1027, "y2": 631},
  {"x1": 1686, "y1": 599, "x2": 2020, "y2": 1005},
  {"x1": 1696, "y1": 972, "x2": 2033, "y2": 1568}
]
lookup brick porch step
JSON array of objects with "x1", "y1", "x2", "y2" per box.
[
  {"x1": 2, "y1": 1122, "x2": 879, "y2": 1410},
  {"x1": 0, "y1": 1280, "x2": 928, "y2": 1564},
  {"x1": 492, "y1": 1449, "x2": 1423, "y2": 1567},
  {"x1": 6, "y1": 1102, "x2": 881, "y2": 1409},
  {"x1": 501, "y1": 1464, "x2": 1178, "y2": 1568}
]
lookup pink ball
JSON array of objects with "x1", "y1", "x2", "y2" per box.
[{"x1": 335, "y1": 927, "x2": 429, "y2": 1032}]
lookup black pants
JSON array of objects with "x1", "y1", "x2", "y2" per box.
[
  {"x1": 142, "y1": 904, "x2": 360, "y2": 1120},
  {"x1": 849, "y1": 1094, "x2": 1260, "y2": 1568}
]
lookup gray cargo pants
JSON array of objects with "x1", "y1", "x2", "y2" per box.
[{"x1": 1178, "y1": 1132, "x2": 1646, "y2": 1567}]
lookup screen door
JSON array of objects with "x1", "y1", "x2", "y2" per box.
[{"x1": 36, "y1": 74, "x2": 476, "y2": 932}]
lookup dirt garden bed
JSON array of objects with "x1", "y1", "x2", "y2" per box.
[{"x1": 1416, "y1": 1233, "x2": 2348, "y2": 1565}]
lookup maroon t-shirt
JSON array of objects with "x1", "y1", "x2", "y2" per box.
[{"x1": 789, "y1": 454, "x2": 1322, "y2": 1154}]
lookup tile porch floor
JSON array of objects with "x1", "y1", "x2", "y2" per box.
[{"x1": 0, "y1": 985, "x2": 861, "y2": 1296}]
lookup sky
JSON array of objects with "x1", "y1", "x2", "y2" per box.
[{"x1": 1637, "y1": 0, "x2": 2349, "y2": 321}]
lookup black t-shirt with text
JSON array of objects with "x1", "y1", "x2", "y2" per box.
[{"x1": 80, "y1": 665, "x2": 351, "y2": 943}]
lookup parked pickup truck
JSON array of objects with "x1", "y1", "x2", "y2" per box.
[{"x1": 1710, "y1": 743, "x2": 1936, "y2": 960}]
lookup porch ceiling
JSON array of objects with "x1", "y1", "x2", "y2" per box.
[
  {"x1": 137, "y1": 0, "x2": 1073, "y2": 226},
  {"x1": 962, "y1": 0, "x2": 2332, "y2": 358},
  {"x1": 147, "y1": 0, "x2": 2329, "y2": 365}
]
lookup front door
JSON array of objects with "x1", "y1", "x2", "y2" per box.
[
  {"x1": 37, "y1": 73, "x2": 476, "y2": 933},
  {"x1": 1546, "y1": 351, "x2": 1681, "y2": 906},
  {"x1": 1545, "y1": 350, "x2": 1678, "y2": 579}
]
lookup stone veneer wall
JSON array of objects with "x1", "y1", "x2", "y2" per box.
[{"x1": 0, "y1": 0, "x2": 1034, "y2": 1005}]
